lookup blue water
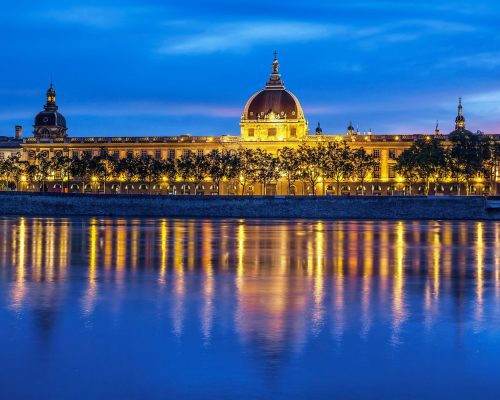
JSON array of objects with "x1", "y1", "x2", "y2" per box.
[{"x1": 0, "y1": 217, "x2": 499, "y2": 399}]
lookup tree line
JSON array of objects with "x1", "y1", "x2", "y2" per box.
[
  {"x1": 0, "y1": 130, "x2": 498, "y2": 195},
  {"x1": 396, "y1": 130, "x2": 499, "y2": 195}
]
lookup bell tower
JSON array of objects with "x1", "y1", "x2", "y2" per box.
[{"x1": 33, "y1": 83, "x2": 68, "y2": 139}]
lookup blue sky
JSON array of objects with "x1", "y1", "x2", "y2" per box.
[{"x1": 1, "y1": 0, "x2": 499, "y2": 137}]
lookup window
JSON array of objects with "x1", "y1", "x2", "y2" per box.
[
  {"x1": 389, "y1": 149, "x2": 396, "y2": 159},
  {"x1": 373, "y1": 164, "x2": 381, "y2": 179},
  {"x1": 72, "y1": 151, "x2": 79, "y2": 159},
  {"x1": 373, "y1": 149, "x2": 381, "y2": 158},
  {"x1": 183, "y1": 150, "x2": 191, "y2": 158},
  {"x1": 248, "y1": 128, "x2": 254, "y2": 137},
  {"x1": 290, "y1": 127, "x2": 297, "y2": 137},
  {"x1": 28, "y1": 151, "x2": 36, "y2": 159},
  {"x1": 168, "y1": 150, "x2": 176, "y2": 160},
  {"x1": 268, "y1": 128, "x2": 277, "y2": 137},
  {"x1": 155, "y1": 150, "x2": 161, "y2": 159},
  {"x1": 126, "y1": 150, "x2": 133, "y2": 158},
  {"x1": 0, "y1": 153, "x2": 3, "y2": 160},
  {"x1": 84, "y1": 150, "x2": 92, "y2": 158},
  {"x1": 389, "y1": 164, "x2": 396, "y2": 179},
  {"x1": 141, "y1": 150, "x2": 148, "y2": 159},
  {"x1": 113, "y1": 151, "x2": 120, "y2": 159},
  {"x1": 197, "y1": 150, "x2": 203, "y2": 157}
]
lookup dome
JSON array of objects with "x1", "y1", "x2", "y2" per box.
[
  {"x1": 243, "y1": 55, "x2": 304, "y2": 121},
  {"x1": 35, "y1": 110, "x2": 67, "y2": 128},
  {"x1": 244, "y1": 89, "x2": 302, "y2": 120},
  {"x1": 33, "y1": 83, "x2": 68, "y2": 139}
]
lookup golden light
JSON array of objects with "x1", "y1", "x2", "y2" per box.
[
  {"x1": 91, "y1": 176, "x2": 98, "y2": 182},
  {"x1": 20, "y1": 175, "x2": 26, "y2": 182}
]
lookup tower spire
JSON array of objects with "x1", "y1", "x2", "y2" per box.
[
  {"x1": 266, "y1": 51, "x2": 284, "y2": 89},
  {"x1": 45, "y1": 82, "x2": 57, "y2": 111},
  {"x1": 455, "y1": 97, "x2": 465, "y2": 130}
]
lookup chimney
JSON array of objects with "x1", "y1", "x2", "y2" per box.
[{"x1": 15, "y1": 125, "x2": 22, "y2": 139}]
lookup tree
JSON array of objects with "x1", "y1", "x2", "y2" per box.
[
  {"x1": 161, "y1": 158, "x2": 177, "y2": 194},
  {"x1": 351, "y1": 148, "x2": 376, "y2": 195},
  {"x1": 94, "y1": 153, "x2": 117, "y2": 194},
  {"x1": 34, "y1": 153, "x2": 53, "y2": 192},
  {"x1": 206, "y1": 149, "x2": 240, "y2": 195},
  {"x1": 0, "y1": 153, "x2": 22, "y2": 190},
  {"x1": 177, "y1": 152, "x2": 208, "y2": 194},
  {"x1": 236, "y1": 148, "x2": 257, "y2": 195},
  {"x1": 448, "y1": 131, "x2": 485, "y2": 195},
  {"x1": 69, "y1": 153, "x2": 94, "y2": 193},
  {"x1": 277, "y1": 147, "x2": 300, "y2": 195},
  {"x1": 297, "y1": 144, "x2": 325, "y2": 195},
  {"x1": 482, "y1": 138, "x2": 500, "y2": 195},
  {"x1": 322, "y1": 142, "x2": 353, "y2": 196},
  {"x1": 52, "y1": 155, "x2": 72, "y2": 192},
  {"x1": 396, "y1": 150, "x2": 419, "y2": 195},
  {"x1": 252, "y1": 149, "x2": 280, "y2": 195},
  {"x1": 115, "y1": 155, "x2": 140, "y2": 194}
]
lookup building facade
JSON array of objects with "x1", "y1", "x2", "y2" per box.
[{"x1": 2, "y1": 56, "x2": 499, "y2": 195}]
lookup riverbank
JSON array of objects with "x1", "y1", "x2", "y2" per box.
[{"x1": 0, "y1": 192, "x2": 498, "y2": 220}]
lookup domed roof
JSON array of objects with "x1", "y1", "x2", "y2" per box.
[
  {"x1": 34, "y1": 83, "x2": 67, "y2": 128},
  {"x1": 35, "y1": 110, "x2": 67, "y2": 128},
  {"x1": 243, "y1": 55, "x2": 304, "y2": 121}
]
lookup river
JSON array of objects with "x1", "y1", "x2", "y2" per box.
[{"x1": 0, "y1": 218, "x2": 499, "y2": 399}]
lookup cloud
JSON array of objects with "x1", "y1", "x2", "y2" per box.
[
  {"x1": 40, "y1": 6, "x2": 153, "y2": 28},
  {"x1": 464, "y1": 90, "x2": 500, "y2": 116},
  {"x1": 66, "y1": 101, "x2": 241, "y2": 118},
  {"x1": 158, "y1": 16, "x2": 477, "y2": 55},
  {"x1": 436, "y1": 52, "x2": 500, "y2": 70},
  {"x1": 159, "y1": 21, "x2": 338, "y2": 54}
]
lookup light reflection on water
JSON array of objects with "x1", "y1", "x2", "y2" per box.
[{"x1": 1, "y1": 217, "x2": 500, "y2": 399}]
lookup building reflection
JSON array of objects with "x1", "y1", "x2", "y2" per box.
[{"x1": 1, "y1": 217, "x2": 499, "y2": 357}]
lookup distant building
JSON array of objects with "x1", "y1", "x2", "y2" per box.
[{"x1": 1, "y1": 55, "x2": 499, "y2": 195}]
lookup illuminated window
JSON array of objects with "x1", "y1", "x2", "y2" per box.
[
  {"x1": 168, "y1": 150, "x2": 176, "y2": 160},
  {"x1": 290, "y1": 127, "x2": 297, "y2": 137},
  {"x1": 268, "y1": 128, "x2": 277, "y2": 137},
  {"x1": 197, "y1": 150, "x2": 203, "y2": 157},
  {"x1": 248, "y1": 129, "x2": 254, "y2": 137},
  {"x1": 183, "y1": 150, "x2": 191, "y2": 158},
  {"x1": 373, "y1": 149, "x2": 381, "y2": 158},
  {"x1": 389, "y1": 149, "x2": 396, "y2": 159},
  {"x1": 389, "y1": 164, "x2": 396, "y2": 178},
  {"x1": 373, "y1": 164, "x2": 381, "y2": 179}
]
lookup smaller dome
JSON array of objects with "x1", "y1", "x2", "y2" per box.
[
  {"x1": 33, "y1": 83, "x2": 68, "y2": 139},
  {"x1": 35, "y1": 111, "x2": 67, "y2": 128}
]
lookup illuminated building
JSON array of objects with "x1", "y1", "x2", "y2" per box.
[{"x1": 0, "y1": 55, "x2": 499, "y2": 195}]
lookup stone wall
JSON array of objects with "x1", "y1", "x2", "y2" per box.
[{"x1": 0, "y1": 192, "x2": 498, "y2": 220}]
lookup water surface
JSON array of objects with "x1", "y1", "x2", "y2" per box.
[{"x1": 0, "y1": 217, "x2": 499, "y2": 399}]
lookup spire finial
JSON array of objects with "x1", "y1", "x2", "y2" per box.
[
  {"x1": 455, "y1": 97, "x2": 466, "y2": 130},
  {"x1": 266, "y1": 52, "x2": 284, "y2": 89}
]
